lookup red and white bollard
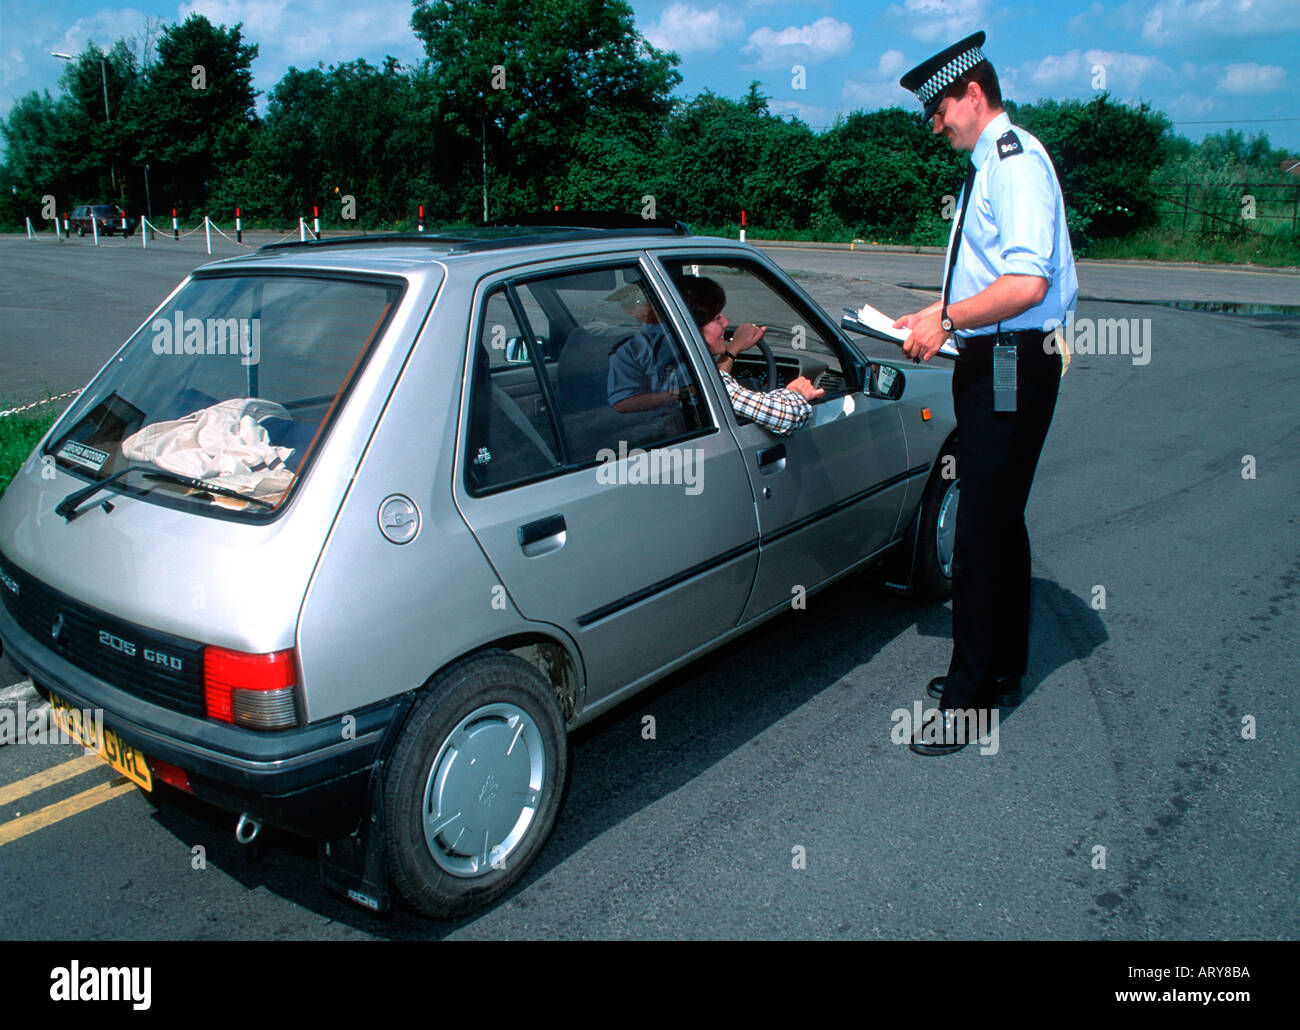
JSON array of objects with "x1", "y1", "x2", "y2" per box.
[
  {"x1": 172, "y1": 208, "x2": 179, "y2": 241},
  {"x1": 235, "y1": 207, "x2": 242, "y2": 243},
  {"x1": 313, "y1": 205, "x2": 320, "y2": 240},
  {"x1": 740, "y1": 208, "x2": 746, "y2": 243},
  {"x1": 418, "y1": 205, "x2": 424, "y2": 233},
  {"x1": 63, "y1": 213, "x2": 69, "y2": 235}
]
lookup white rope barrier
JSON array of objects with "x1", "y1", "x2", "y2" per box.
[
  {"x1": 24, "y1": 212, "x2": 342, "y2": 247},
  {"x1": 208, "y1": 221, "x2": 255, "y2": 248},
  {"x1": 0, "y1": 390, "x2": 82, "y2": 420}
]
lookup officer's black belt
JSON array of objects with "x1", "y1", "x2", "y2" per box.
[{"x1": 952, "y1": 328, "x2": 1047, "y2": 353}]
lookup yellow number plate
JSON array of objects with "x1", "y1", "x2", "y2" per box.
[{"x1": 49, "y1": 693, "x2": 153, "y2": 792}]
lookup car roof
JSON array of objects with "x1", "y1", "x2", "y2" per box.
[{"x1": 195, "y1": 218, "x2": 762, "y2": 281}]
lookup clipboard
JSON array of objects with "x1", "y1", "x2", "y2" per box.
[{"x1": 840, "y1": 302, "x2": 961, "y2": 360}]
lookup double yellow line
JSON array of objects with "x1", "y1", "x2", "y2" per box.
[{"x1": 0, "y1": 753, "x2": 137, "y2": 847}]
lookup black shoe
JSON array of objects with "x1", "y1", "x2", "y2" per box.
[
  {"x1": 994, "y1": 676, "x2": 1022, "y2": 707},
  {"x1": 909, "y1": 706, "x2": 985, "y2": 756},
  {"x1": 929, "y1": 675, "x2": 1022, "y2": 706}
]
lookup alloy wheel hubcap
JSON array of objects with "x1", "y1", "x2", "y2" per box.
[{"x1": 421, "y1": 703, "x2": 545, "y2": 878}]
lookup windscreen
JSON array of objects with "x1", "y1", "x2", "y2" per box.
[{"x1": 45, "y1": 273, "x2": 403, "y2": 517}]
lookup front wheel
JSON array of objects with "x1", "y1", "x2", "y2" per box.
[
  {"x1": 383, "y1": 650, "x2": 568, "y2": 918},
  {"x1": 909, "y1": 439, "x2": 959, "y2": 602}
]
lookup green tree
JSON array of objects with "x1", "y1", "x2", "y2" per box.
[
  {"x1": 2, "y1": 39, "x2": 143, "y2": 220},
  {"x1": 1010, "y1": 94, "x2": 1172, "y2": 251},
  {"x1": 243, "y1": 58, "x2": 449, "y2": 227},
  {"x1": 819, "y1": 107, "x2": 963, "y2": 243},
  {"x1": 411, "y1": 0, "x2": 681, "y2": 218},
  {"x1": 134, "y1": 14, "x2": 258, "y2": 217}
]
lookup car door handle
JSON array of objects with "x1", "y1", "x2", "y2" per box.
[
  {"x1": 518, "y1": 514, "x2": 566, "y2": 557},
  {"x1": 757, "y1": 444, "x2": 786, "y2": 475}
]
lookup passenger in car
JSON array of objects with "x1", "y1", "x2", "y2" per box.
[
  {"x1": 675, "y1": 276, "x2": 823, "y2": 435},
  {"x1": 604, "y1": 284, "x2": 693, "y2": 414}
]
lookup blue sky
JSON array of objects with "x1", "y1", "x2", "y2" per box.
[{"x1": 3, "y1": 0, "x2": 1298, "y2": 150}]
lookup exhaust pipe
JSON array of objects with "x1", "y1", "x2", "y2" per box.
[{"x1": 235, "y1": 813, "x2": 262, "y2": 845}]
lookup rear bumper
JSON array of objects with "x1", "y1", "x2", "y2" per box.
[{"x1": 0, "y1": 603, "x2": 411, "y2": 839}]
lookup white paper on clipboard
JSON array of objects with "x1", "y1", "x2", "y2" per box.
[
  {"x1": 855, "y1": 302, "x2": 912, "y2": 343},
  {"x1": 844, "y1": 302, "x2": 962, "y2": 360}
]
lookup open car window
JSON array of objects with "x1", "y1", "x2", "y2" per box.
[{"x1": 658, "y1": 257, "x2": 855, "y2": 398}]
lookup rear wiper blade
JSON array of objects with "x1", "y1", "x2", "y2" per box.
[
  {"x1": 56, "y1": 466, "x2": 274, "y2": 522},
  {"x1": 55, "y1": 467, "x2": 141, "y2": 522}
]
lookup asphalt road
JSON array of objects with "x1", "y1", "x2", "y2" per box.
[{"x1": 0, "y1": 232, "x2": 1296, "y2": 939}]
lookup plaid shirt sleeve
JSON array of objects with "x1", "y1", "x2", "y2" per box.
[{"x1": 719, "y1": 369, "x2": 812, "y2": 435}]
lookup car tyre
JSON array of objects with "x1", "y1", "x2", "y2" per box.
[
  {"x1": 383, "y1": 650, "x2": 568, "y2": 918},
  {"x1": 909, "y1": 437, "x2": 958, "y2": 602}
]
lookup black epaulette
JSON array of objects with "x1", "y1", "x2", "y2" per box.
[{"x1": 996, "y1": 130, "x2": 1023, "y2": 159}]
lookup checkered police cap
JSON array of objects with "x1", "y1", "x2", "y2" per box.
[{"x1": 899, "y1": 31, "x2": 988, "y2": 122}]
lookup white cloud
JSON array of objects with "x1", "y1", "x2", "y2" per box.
[
  {"x1": 1023, "y1": 49, "x2": 1170, "y2": 92},
  {"x1": 1218, "y1": 62, "x2": 1287, "y2": 94},
  {"x1": 885, "y1": 0, "x2": 987, "y2": 44},
  {"x1": 768, "y1": 98, "x2": 832, "y2": 126},
  {"x1": 178, "y1": 1, "x2": 291, "y2": 46},
  {"x1": 180, "y1": 1, "x2": 417, "y2": 63},
  {"x1": 1067, "y1": 2, "x2": 1106, "y2": 35},
  {"x1": 53, "y1": 7, "x2": 154, "y2": 61},
  {"x1": 877, "y1": 49, "x2": 906, "y2": 77},
  {"x1": 743, "y1": 16, "x2": 852, "y2": 69},
  {"x1": 841, "y1": 77, "x2": 911, "y2": 111},
  {"x1": 642, "y1": 4, "x2": 745, "y2": 54},
  {"x1": 1166, "y1": 92, "x2": 1215, "y2": 116},
  {"x1": 1140, "y1": 0, "x2": 1300, "y2": 46}
]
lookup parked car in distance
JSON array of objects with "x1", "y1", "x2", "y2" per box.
[
  {"x1": 0, "y1": 215, "x2": 960, "y2": 918},
  {"x1": 69, "y1": 203, "x2": 137, "y2": 237}
]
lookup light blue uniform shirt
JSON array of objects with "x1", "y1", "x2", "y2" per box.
[{"x1": 946, "y1": 111, "x2": 1079, "y2": 335}]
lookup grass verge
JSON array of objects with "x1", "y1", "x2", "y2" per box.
[
  {"x1": 0, "y1": 408, "x2": 57, "y2": 500},
  {"x1": 1087, "y1": 230, "x2": 1300, "y2": 268}
]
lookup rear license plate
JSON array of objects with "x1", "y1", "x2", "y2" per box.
[{"x1": 49, "y1": 692, "x2": 153, "y2": 792}]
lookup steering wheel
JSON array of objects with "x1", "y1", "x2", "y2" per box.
[{"x1": 731, "y1": 326, "x2": 779, "y2": 393}]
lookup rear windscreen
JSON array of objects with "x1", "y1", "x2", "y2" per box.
[{"x1": 45, "y1": 273, "x2": 403, "y2": 518}]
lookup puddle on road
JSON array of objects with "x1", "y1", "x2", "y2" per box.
[
  {"x1": 1134, "y1": 300, "x2": 1300, "y2": 316},
  {"x1": 895, "y1": 287, "x2": 1299, "y2": 317}
]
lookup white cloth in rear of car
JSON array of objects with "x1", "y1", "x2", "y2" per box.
[{"x1": 121, "y1": 398, "x2": 297, "y2": 501}]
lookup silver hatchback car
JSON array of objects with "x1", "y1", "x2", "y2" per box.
[{"x1": 0, "y1": 217, "x2": 958, "y2": 918}]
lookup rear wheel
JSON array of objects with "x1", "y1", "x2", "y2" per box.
[{"x1": 383, "y1": 651, "x2": 568, "y2": 918}]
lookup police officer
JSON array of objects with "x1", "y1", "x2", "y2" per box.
[{"x1": 893, "y1": 31, "x2": 1078, "y2": 755}]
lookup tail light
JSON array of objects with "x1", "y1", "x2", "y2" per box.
[{"x1": 203, "y1": 646, "x2": 299, "y2": 730}]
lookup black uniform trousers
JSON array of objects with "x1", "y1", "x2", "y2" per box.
[{"x1": 941, "y1": 331, "x2": 1062, "y2": 710}]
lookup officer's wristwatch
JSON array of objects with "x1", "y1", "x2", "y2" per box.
[
  {"x1": 941, "y1": 306, "x2": 955, "y2": 333},
  {"x1": 714, "y1": 349, "x2": 736, "y2": 366}
]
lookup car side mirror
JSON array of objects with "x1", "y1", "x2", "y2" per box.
[
  {"x1": 868, "y1": 362, "x2": 905, "y2": 400},
  {"x1": 503, "y1": 338, "x2": 530, "y2": 364}
]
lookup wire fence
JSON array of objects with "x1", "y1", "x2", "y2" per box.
[{"x1": 1156, "y1": 181, "x2": 1300, "y2": 237}]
